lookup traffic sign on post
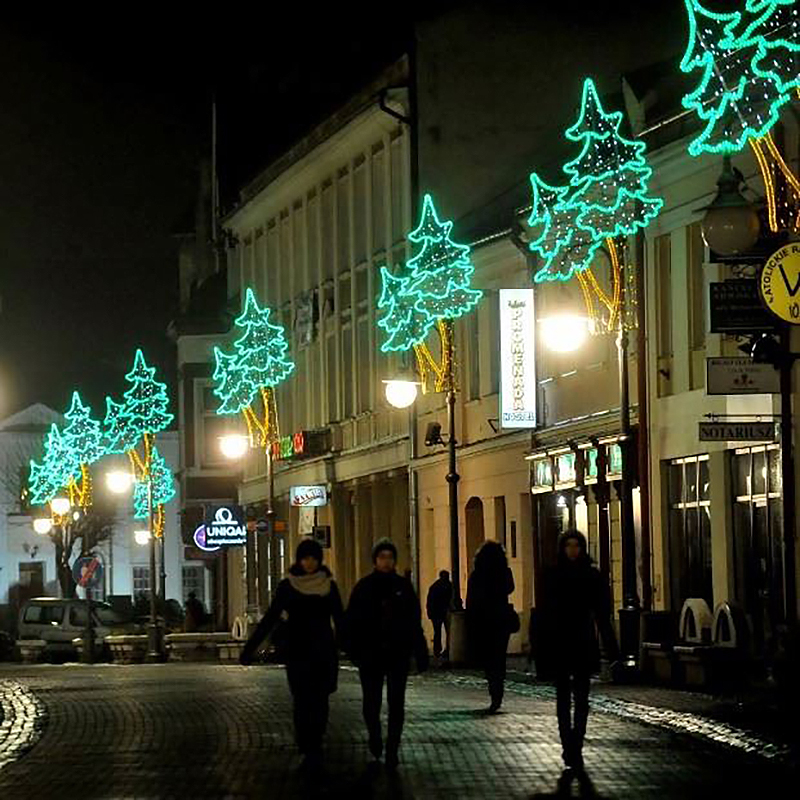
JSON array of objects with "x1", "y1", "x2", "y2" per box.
[{"x1": 72, "y1": 556, "x2": 104, "y2": 590}]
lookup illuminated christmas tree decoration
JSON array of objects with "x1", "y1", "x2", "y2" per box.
[
  {"x1": 119, "y1": 349, "x2": 174, "y2": 440},
  {"x1": 133, "y1": 446, "x2": 175, "y2": 536},
  {"x1": 527, "y1": 80, "x2": 660, "y2": 283},
  {"x1": 28, "y1": 423, "x2": 75, "y2": 506},
  {"x1": 213, "y1": 288, "x2": 294, "y2": 449},
  {"x1": 737, "y1": 0, "x2": 800, "y2": 94},
  {"x1": 28, "y1": 392, "x2": 105, "y2": 509},
  {"x1": 564, "y1": 78, "x2": 663, "y2": 241},
  {"x1": 62, "y1": 392, "x2": 105, "y2": 467},
  {"x1": 377, "y1": 193, "x2": 482, "y2": 351},
  {"x1": 377, "y1": 267, "x2": 435, "y2": 352},
  {"x1": 680, "y1": 0, "x2": 798, "y2": 156}
]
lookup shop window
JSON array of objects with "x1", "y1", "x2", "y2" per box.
[
  {"x1": 667, "y1": 455, "x2": 712, "y2": 610},
  {"x1": 182, "y1": 566, "x2": 205, "y2": 605},
  {"x1": 531, "y1": 458, "x2": 553, "y2": 493},
  {"x1": 732, "y1": 446, "x2": 784, "y2": 637}
]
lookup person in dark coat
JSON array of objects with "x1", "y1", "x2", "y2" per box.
[
  {"x1": 536, "y1": 529, "x2": 618, "y2": 771},
  {"x1": 426, "y1": 570, "x2": 453, "y2": 658},
  {"x1": 346, "y1": 538, "x2": 429, "y2": 769},
  {"x1": 240, "y1": 538, "x2": 343, "y2": 770},
  {"x1": 466, "y1": 541, "x2": 515, "y2": 713},
  {"x1": 184, "y1": 592, "x2": 205, "y2": 632}
]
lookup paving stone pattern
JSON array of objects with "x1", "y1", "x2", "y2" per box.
[{"x1": 0, "y1": 664, "x2": 793, "y2": 799}]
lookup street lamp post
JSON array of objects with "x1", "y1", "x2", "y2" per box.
[{"x1": 539, "y1": 280, "x2": 641, "y2": 665}]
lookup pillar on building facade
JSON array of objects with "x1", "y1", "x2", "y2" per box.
[{"x1": 709, "y1": 451, "x2": 735, "y2": 608}]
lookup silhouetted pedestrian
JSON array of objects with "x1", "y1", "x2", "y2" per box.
[
  {"x1": 426, "y1": 570, "x2": 453, "y2": 658},
  {"x1": 346, "y1": 538, "x2": 429, "y2": 769},
  {"x1": 184, "y1": 592, "x2": 205, "y2": 632},
  {"x1": 240, "y1": 538, "x2": 343, "y2": 771},
  {"x1": 466, "y1": 541, "x2": 517, "y2": 713},
  {"x1": 536, "y1": 530, "x2": 618, "y2": 772}
]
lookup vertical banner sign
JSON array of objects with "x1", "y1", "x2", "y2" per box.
[{"x1": 499, "y1": 289, "x2": 537, "y2": 429}]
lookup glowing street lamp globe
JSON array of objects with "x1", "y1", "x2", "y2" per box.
[
  {"x1": 383, "y1": 379, "x2": 419, "y2": 409},
  {"x1": 134, "y1": 529, "x2": 151, "y2": 546},
  {"x1": 106, "y1": 470, "x2": 135, "y2": 495},
  {"x1": 50, "y1": 497, "x2": 71, "y2": 517},
  {"x1": 33, "y1": 518, "x2": 53, "y2": 535},
  {"x1": 540, "y1": 314, "x2": 591, "y2": 353},
  {"x1": 219, "y1": 434, "x2": 250, "y2": 460}
]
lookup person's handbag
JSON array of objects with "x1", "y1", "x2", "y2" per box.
[{"x1": 506, "y1": 603, "x2": 521, "y2": 634}]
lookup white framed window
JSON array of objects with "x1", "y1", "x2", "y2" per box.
[
  {"x1": 133, "y1": 566, "x2": 151, "y2": 598},
  {"x1": 182, "y1": 566, "x2": 205, "y2": 605}
]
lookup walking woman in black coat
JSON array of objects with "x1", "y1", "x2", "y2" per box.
[
  {"x1": 466, "y1": 541, "x2": 516, "y2": 713},
  {"x1": 240, "y1": 538, "x2": 343, "y2": 770},
  {"x1": 536, "y1": 530, "x2": 618, "y2": 771}
]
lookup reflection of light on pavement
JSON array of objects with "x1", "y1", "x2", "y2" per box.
[{"x1": 0, "y1": 681, "x2": 46, "y2": 771}]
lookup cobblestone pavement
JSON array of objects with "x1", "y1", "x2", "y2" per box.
[{"x1": 0, "y1": 664, "x2": 793, "y2": 799}]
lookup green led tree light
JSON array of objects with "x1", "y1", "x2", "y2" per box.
[
  {"x1": 528, "y1": 79, "x2": 661, "y2": 283},
  {"x1": 28, "y1": 423, "x2": 74, "y2": 506},
  {"x1": 377, "y1": 194, "x2": 482, "y2": 352},
  {"x1": 564, "y1": 79, "x2": 663, "y2": 241},
  {"x1": 213, "y1": 288, "x2": 295, "y2": 416},
  {"x1": 680, "y1": 0, "x2": 799, "y2": 156},
  {"x1": 133, "y1": 446, "x2": 175, "y2": 520},
  {"x1": 62, "y1": 392, "x2": 105, "y2": 467},
  {"x1": 28, "y1": 393, "x2": 105, "y2": 507},
  {"x1": 104, "y1": 350, "x2": 173, "y2": 454}
]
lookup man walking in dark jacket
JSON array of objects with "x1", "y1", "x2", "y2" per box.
[
  {"x1": 426, "y1": 570, "x2": 453, "y2": 658},
  {"x1": 346, "y1": 539, "x2": 429, "y2": 769}
]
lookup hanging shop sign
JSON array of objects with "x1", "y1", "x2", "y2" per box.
[
  {"x1": 271, "y1": 429, "x2": 331, "y2": 461},
  {"x1": 194, "y1": 505, "x2": 248, "y2": 549},
  {"x1": 760, "y1": 244, "x2": 800, "y2": 324},
  {"x1": 698, "y1": 421, "x2": 776, "y2": 443},
  {"x1": 290, "y1": 485, "x2": 328, "y2": 507},
  {"x1": 706, "y1": 357, "x2": 780, "y2": 395},
  {"x1": 709, "y1": 280, "x2": 778, "y2": 333},
  {"x1": 499, "y1": 289, "x2": 537, "y2": 429}
]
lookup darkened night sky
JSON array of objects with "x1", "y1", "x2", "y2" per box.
[{"x1": 0, "y1": 10, "x2": 417, "y2": 419}]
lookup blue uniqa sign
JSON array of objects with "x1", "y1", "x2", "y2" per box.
[{"x1": 194, "y1": 506, "x2": 247, "y2": 551}]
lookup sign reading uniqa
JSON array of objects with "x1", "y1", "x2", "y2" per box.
[
  {"x1": 760, "y1": 244, "x2": 800, "y2": 324},
  {"x1": 193, "y1": 506, "x2": 247, "y2": 551},
  {"x1": 499, "y1": 288, "x2": 537, "y2": 429},
  {"x1": 290, "y1": 485, "x2": 328, "y2": 507}
]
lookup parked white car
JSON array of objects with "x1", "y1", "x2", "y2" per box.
[{"x1": 18, "y1": 597, "x2": 138, "y2": 657}]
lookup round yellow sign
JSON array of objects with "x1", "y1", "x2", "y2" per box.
[{"x1": 760, "y1": 244, "x2": 800, "y2": 324}]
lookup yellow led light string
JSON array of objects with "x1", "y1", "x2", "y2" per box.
[
  {"x1": 763, "y1": 131, "x2": 800, "y2": 231},
  {"x1": 750, "y1": 137, "x2": 778, "y2": 232}
]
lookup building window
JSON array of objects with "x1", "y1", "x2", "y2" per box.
[
  {"x1": 667, "y1": 455, "x2": 712, "y2": 609},
  {"x1": 133, "y1": 566, "x2": 151, "y2": 599},
  {"x1": 655, "y1": 233, "x2": 673, "y2": 397},
  {"x1": 182, "y1": 566, "x2": 205, "y2": 605},
  {"x1": 488, "y1": 291, "x2": 500, "y2": 394},
  {"x1": 466, "y1": 311, "x2": 480, "y2": 400},
  {"x1": 732, "y1": 445, "x2": 784, "y2": 635},
  {"x1": 201, "y1": 383, "x2": 226, "y2": 467},
  {"x1": 372, "y1": 144, "x2": 386, "y2": 253},
  {"x1": 687, "y1": 222, "x2": 706, "y2": 390}
]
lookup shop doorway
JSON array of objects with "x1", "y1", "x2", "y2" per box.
[
  {"x1": 465, "y1": 497, "x2": 485, "y2": 573},
  {"x1": 533, "y1": 490, "x2": 578, "y2": 604}
]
